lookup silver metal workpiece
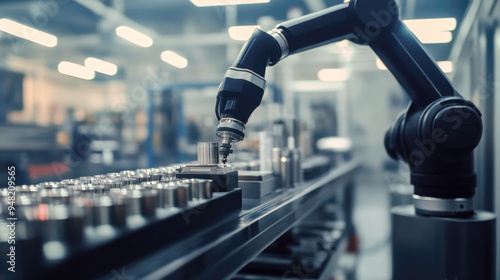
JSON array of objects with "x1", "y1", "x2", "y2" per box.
[
  {"x1": 123, "y1": 189, "x2": 156, "y2": 218},
  {"x1": 96, "y1": 179, "x2": 122, "y2": 190},
  {"x1": 154, "y1": 182, "x2": 184, "y2": 208},
  {"x1": 161, "y1": 177, "x2": 177, "y2": 183},
  {"x1": 75, "y1": 184, "x2": 104, "y2": 195},
  {"x1": 181, "y1": 179, "x2": 199, "y2": 200},
  {"x1": 280, "y1": 149, "x2": 294, "y2": 188},
  {"x1": 175, "y1": 182, "x2": 189, "y2": 207},
  {"x1": 154, "y1": 183, "x2": 171, "y2": 208},
  {"x1": 198, "y1": 142, "x2": 220, "y2": 165},
  {"x1": 195, "y1": 179, "x2": 213, "y2": 200},
  {"x1": 150, "y1": 173, "x2": 162, "y2": 182},
  {"x1": 121, "y1": 177, "x2": 139, "y2": 186},
  {"x1": 106, "y1": 173, "x2": 121, "y2": 179},
  {"x1": 136, "y1": 173, "x2": 151, "y2": 183},
  {"x1": 293, "y1": 149, "x2": 302, "y2": 186},
  {"x1": 83, "y1": 196, "x2": 127, "y2": 227},
  {"x1": 37, "y1": 182, "x2": 59, "y2": 189},
  {"x1": 162, "y1": 182, "x2": 187, "y2": 208},
  {"x1": 120, "y1": 170, "x2": 136, "y2": 177},
  {"x1": 161, "y1": 168, "x2": 177, "y2": 179},
  {"x1": 60, "y1": 179, "x2": 80, "y2": 188},
  {"x1": 160, "y1": 182, "x2": 189, "y2": 207},
  {"x1": 140, "y1": 181, "x2": 158, "y2": 189},
  {"x1": 79, "y1": 176, "x2": 93, "y2": 184},
  {"x1": 37, "y1": 204, "x2": 84, "y2": 244},
  {"x1": 272, "y1": 148, "x2": 282, "y2": 187},
  {"x1": 16, "y1": 185, "x2": 38, "y2": 195},
  {"x1": 40, "y1": 188, "x2": 71, "y2": 204}
]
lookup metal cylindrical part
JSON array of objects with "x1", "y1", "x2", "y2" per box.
[
  {"x1": 154, "y1": 184, "x2": 170, "y2": 207},
  {"x1": 120, "y1": 170, "x2": 136, "y2": 177},
  {"x1": 293, "y1": 149, "x2": 302, "y2": 186},
  {"x1": 164, "y1": 168, "x2": 176, "y2": 179},
  {"x1": 124, "y1": 189, "x2": 156, "y2": 218},
  {"x1": 40, "y1": 189, "x2": 71, "y2": 205},
  {"x1": 197, "y1": 180, "x2": 214, "y2": 199},
  {"x1": 140, "y1": 181, "x2": 157, "y2": 189},
  {"x1": 149, "y1": 172, "x2": 162, "y2": 182},
  {"x1": 198, "y1": 142, "x2": 219, "y2": 165},
  {"x1": 259, "y1": 131, "x2": 273, "y2": 172},
  {"x1": 87, "y1": 196, "x2": 127, "y2": 227},
  {"x1": 272, "y1": 148, "x2": 282, "y2": 175},
  {"x1": 184, "y1": 179, "x2": 214, "y2": 200},
  {"x1": 165, "y1": 183, "x2": 181, "y2": 207},
  {"x1": 136, "y1": 173, "x2": 151, "y2": 183},
  {"x1": 37, "y1": 182, "x2": 59, "y2": 189},
  {"x1": 79, "y1": 176, "x2": 93, "y2": 184},
  {"x1": 98, "y1": 179, "x2": 122, "y2": 190},
  {"x1": 175, "y1": 183, "x2": 189, "y2": 207},
  {"x1": 121, "y1": 177, "x2": 139, "y2": 186},
  {"x1": 273, "y1": 121, "x2": 287, "y2": 148},
  {"x1": 280, "y1": 149, "x2": 294, "y2": 188},
  {"x1": 37, "y1": 204, "x2": 84, "y2": 244},
  {"x1": 141, "y1": 190, "x2": 157, "y2": 218},
  {"x1": 183, "y1": 179, "x2": 196, "y2": 200},
  {"x1": 76, "y1": 184, "x2": 103, "y2": 195}
]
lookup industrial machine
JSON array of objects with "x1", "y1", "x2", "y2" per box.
[{"x1": 214, "y1": 0, "x2": 496, "y2": 279}]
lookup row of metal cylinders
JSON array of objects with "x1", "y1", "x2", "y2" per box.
[{"x1": 0, "y1": 178, "x2": 215, "y2": 244}]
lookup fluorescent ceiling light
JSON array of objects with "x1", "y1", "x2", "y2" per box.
[
  {"x1": 228, "y1": 25, "x2": 260, "y2": 41},
  {"x1": 376, "y1": 59, "x2": 387, "y2": 70},
  {"x1": 317, "y1": 68, "x2": 350, "y2": 82},
  {"x1": 437, "y1": 61, "x2": 453, "y2": 73},
  {"x1": 403, "y1": 18, "x2": 456, "y2": 44},
  {"x1": 376, "y1": 58, "x2": 453, "y2": 73},
  {"x1": 190, "y1": 0, "x2": 270, "y2": 7},
  {"x1": 336, "y1": 40, "x2": 349, "y2": 48},
  {"x1": 404, "y1": 18, "x2": 456, "y2": 32},
  {"x1": 0, "y1": 18, "x2": 57, "y2": 47},
  {"x1": 161, "y1": 51, "x2": 188, "y2": 69},
  {"x1": 84, "y1": 57, "x2": 117, "y2": 76},
  {"x1": 293, "y1": 81, "x2": 344, "y2": 91},
  {"x1": 115, "y1": 26, "x2": 153, "y2": 48},
  {"x1": 412, "y1": 31, "x2": 452, "y2": 44},
  {"x1": 58, "y1": 61, "x2": 95, "y2": 80}
]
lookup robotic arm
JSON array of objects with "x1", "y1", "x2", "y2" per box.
[{"x1": 215, "y1": 0, "x2": 482, "y2": 217}]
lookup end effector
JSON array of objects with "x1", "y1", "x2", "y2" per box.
[{"x1": 215, "y1": 28, "x2": 287, "y2": 163}]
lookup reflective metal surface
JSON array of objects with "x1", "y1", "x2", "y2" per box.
[
  {"x1": 197, "y1": 142, "x2": 220, "y2": 165},
  {"x1": 413, "y1": 195, "x2": 474, "y2": 216}
]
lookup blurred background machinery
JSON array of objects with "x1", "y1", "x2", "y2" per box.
[{"x1": 0, "y1": 0, "x2": 498, "y2": 279}]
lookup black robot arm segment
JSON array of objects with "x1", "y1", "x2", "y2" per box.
[
  {"x1": 369, "y1": 20, "x2": 456, "y2": 107},
  {"x1": 277, "y1": 3, "x2": 356, "y2": 54}
]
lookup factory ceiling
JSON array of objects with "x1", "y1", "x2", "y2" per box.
[{"x1": 0, "y1": 0, "x2": 472, "y2": 81}]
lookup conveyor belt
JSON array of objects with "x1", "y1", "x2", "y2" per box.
[{"x1": 113, "y1": 159, "x2": 359, "y2": 280}]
